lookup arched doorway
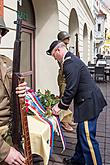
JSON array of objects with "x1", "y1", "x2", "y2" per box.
[
  {"x1": 90, "y1": 31, "x2": 93, "y2": 61},
  {"x1": 69, "y1": 8, "x2": 79, "y2": 54},
  {"x1": 83, "y1": 23, "x2": 88, "y2": 64},
  {"x1": 32, "y1": 0, "x2": 59, "y2": 94},
  {"x1": 18, "y1": 0, "x2": 35, "y2": 88}
]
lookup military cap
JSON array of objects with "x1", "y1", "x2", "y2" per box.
[{"x1": 46, "y1": 40, "x2": 61, "y2": 55}]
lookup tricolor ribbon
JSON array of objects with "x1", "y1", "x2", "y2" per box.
[{"x1": 25, "y1": 89, "x2": 65, "y2": 155}]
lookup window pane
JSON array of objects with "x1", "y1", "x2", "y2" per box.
[
  {"x1": 98, "y1": 24, "x2": 101, "y2": 31},
  {"x1": 18, "y1": 0, "x2": 35, "y2": 25},
  {"x1": 20, "y1": 31, "x2": 32, "y2": 87}
]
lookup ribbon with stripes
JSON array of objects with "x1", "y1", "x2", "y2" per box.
[{"x1": 25, "y1": 89, "x2": 65, "y2": 154}]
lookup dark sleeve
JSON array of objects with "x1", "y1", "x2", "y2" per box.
[{"x1": 58, "y1": 60, "x2": 80, "y2": 110}]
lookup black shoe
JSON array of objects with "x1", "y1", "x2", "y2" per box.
[{"x1": 63, "y1": 157, "x2": 85, "y2": 165}]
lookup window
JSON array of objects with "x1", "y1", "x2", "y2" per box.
[{"x1": 98, "y1": 24, "x2": 101, "y2": 31}]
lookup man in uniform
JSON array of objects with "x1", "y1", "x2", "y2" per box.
[
  {"x1": 57, "y1": 31, "x2": 71, "y2": 97},
  {"x1": 0, "y1": 17, "x2": 26, "y2": 165},
  {"x1": 46, "y1": 40, "x2": 107, "y2": 165},
  {"x1": 57, "y1": 31, "x2": 75, "y2": 131}
]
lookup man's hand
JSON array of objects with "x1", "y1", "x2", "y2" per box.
[
  {"x1": 5, "y1": 147, "x2": 25, "y2": 165},
  {"x1": 16, "y1": 82, "x2": 27, "y2": 97},
  {"x1": 52, "y1": 103, "x2": 61, "y2": 115}
]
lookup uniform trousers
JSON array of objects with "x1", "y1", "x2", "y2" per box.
[{"x1": 71, "y1": 117, "x2": 102, "y2": 165}]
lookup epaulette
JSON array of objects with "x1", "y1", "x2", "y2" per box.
[{"x1": 64, "y1": 56, "x2": 71, "y2": 62}]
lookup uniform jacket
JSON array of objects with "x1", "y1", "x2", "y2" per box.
[
  {"x1": 57, "y1": 64, "x2": 66, "y2": 97},
  {"x1": 0, "y1": 55, "x2": 12, "y2": 162},
  {"x1": 58, "y1": 52, "x2": 107, "y2": 123}
]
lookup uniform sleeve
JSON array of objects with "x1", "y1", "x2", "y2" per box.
[
  {"x1": 0, "y1": 56, "x2": 11, "y2": 161},
  {"x1": 0, "y1": 134, "x2": 10, "y2": 162},
  {"x1": 58, "y1": 60, "x2": 80, "y2": 110}
]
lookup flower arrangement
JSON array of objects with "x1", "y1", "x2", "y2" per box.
[{"x1": 37, "y1": 89, "x2": 60, "y2": 117}]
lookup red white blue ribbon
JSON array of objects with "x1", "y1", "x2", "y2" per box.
[{"x1": 25, "y1": 89, "x2": 65, "y2": 154}]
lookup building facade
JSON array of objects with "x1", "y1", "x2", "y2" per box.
[
  {"x1": 1, "y1": 0, "x2": 95, "y2": 94},
  {"x1": 94, "y1": 0, "x2": 110, "y2": 55}
]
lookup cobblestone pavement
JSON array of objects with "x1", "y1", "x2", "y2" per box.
[{"x1": 47, "y1": 82, "x2": 110, "y2": 165}]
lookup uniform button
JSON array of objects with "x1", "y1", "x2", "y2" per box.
[{"x1": 82, "y1": 99, "x2": 85, "y2": 101}]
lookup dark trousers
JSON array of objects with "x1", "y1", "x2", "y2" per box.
[{"x1": 72, "y1": 117, "x2": 102, "y2": 165}]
